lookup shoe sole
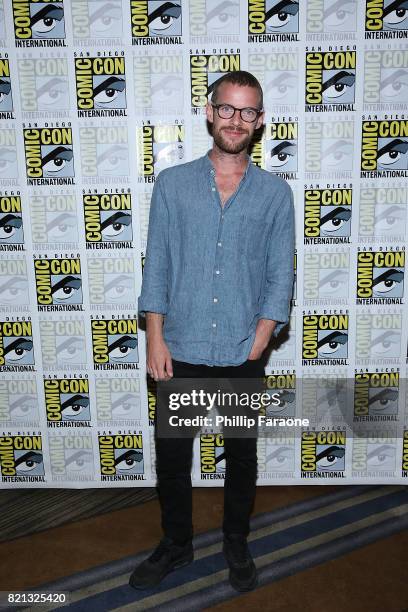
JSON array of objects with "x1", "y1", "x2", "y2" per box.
[{"x1": 129, "y1": 553, "x2": 194, "y2": 590}]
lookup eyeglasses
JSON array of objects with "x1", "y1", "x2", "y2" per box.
[{"x1": 211, "y1": 103, "x2": 263, "y2": 123}]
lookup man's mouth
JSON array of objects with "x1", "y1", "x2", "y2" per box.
[{"x1": 222, "y1": 128, "x2": 248, "y2": 136}]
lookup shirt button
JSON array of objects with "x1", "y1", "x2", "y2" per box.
[
  {"x1": 217, "y1": 241, "x2": 222, "y2": 247},
  {"x1": 213, "y1": 297, "x2": 218, "y2": 303},
  {"x1": 215, "y1": 270, "x2": 220, "y2": 275},
  {"x1": 212, "y1": 187, "x2": 216, "y2": 191},
  {"x1": 221, "y1": 214, "x2": 224, "y2": 219},
  {"x1": 212, "y1": 322, "x2": 217, "y2": 328}
]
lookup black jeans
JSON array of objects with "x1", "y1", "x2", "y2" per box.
[{"x1": 154, "y1": 358, "x2": 265, "y2": 542}]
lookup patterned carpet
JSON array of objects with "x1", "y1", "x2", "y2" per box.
[
  {"x1": 18, "y1": 485, "x2": 408, "y2": 612},
  {"x1": 0, "y1": 488, "x2": 157, "y2": 542}
]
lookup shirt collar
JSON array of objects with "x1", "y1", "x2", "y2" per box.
[{"x1": 204, "y1": 150, "x2": 252, "y2": 178}]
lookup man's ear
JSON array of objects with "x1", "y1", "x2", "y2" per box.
[
  {"x1": 206, "y1": 101, "x2": 214, "y2": 124},
  {"x1": 255, "y1": 110, "x2": 265, "y2": 131}
]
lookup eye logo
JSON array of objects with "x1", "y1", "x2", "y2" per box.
[
  {"x1": 265, "y1": 122, "x2": 298, "y2": 174},
  {"x1": 83, "y1": 193, "x2": 133, "y2": 247},
  {"x1": 24, "y1": 128, "x2": 75, "y2": 182},
  {"x1": 365, "y1": 0, "x2": 408, "y2": 34},
  {"x1": 305, "y1": 52, "x2": 356, "y2": 110},
  {"x1": 98, "y1": 434, "x2": 144, "y2": 479},
  {"x1": 0, "y1": 320, "x2": 35, "y2": 368},
  {"x1": 304, "y1": 188, "x2": 352, "y2": 244},
  {"x1": 306, "y1": 0, "x2": 357, "y2": 33},
  {"x1": 12, "y1": 0, "x2": 66, "y2": 43},
  {"x1": 302, "y1": 314, "x2": 349, "y2": 363},
  {"x1": 356, "y1": 250, "x2": 405, "y2": 302},
  {"x1": 72, "y1": 0, "x2": 123, "y2": 39},
  {"x1": 301, "y1": 431, "x2": 346, "y2": 474},
  {"x1": 138, "y1": 124, "x2": 184, "y2": 178},
  {"x1": 0, "y1": 60, "x2": 13, "y2": 115},
  {"x1": 34, "y1": 258, "x2": 83, "y2": 308},
  {"x1": 248, "y1": 0, "x2": 299, "y2": 36},
  {"x1": 130, "y1": 0, "x2": 182, "y2": 41},
  {"x1": 75, "y1": 57, "x2": 127, "y2": 115},
  {"x1": 91, "y1": 319, "x2": 138, "y2": 368}
]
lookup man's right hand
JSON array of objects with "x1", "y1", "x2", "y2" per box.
[
  {"x1": 146, "y1": 336, "x2": 173, "y2": 381},
  {"x1": 145, "y1": 312, "x2": 173, "y2": 381}
]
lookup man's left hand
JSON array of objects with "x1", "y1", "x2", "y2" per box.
[{"x1": 247, "y1": 319, "x2": 276, "y2": 360}]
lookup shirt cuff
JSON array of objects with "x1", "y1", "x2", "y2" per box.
[
  {"x1": 138, "y1": 295, "x2": 167, "y2": 317},
  {"x1": 258, "y1": 307, "x2": 290, "y2": 338}
]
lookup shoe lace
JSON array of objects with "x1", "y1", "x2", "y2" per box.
[{"x1": 149, "y1": 539, "x2": 172, "y2": 563}]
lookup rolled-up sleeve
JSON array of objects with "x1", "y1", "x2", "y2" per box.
[
  {"x1": 258, "y1": 183, "x2": 295, "y2": 337},
  {"x1": 138, "y1": 175, "x2": 169, "y2": 317}
]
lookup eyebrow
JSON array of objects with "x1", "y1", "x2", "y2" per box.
[
  {"x1": 322, "y1": 71, "x2": 355, "y2": 92},
  {"x1": 317, "y1": 331, "x2": 347, "y2": 349},
  {"x1": 265, "y1": 0, "x2": 299, "y2": 20},
  {"x1": 31, "y1": 5, "x2": 63, "y2": 26},
  {"x1": 93, "y1": 77, "x2": 125, "y2": 97},
  {"x1": 148, "y1": 2, "x2": 181, "y2": 23}
]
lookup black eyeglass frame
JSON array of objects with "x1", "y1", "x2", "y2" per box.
[{"x1": 211, "y1": 103, "x2": 264, "y2": 123}]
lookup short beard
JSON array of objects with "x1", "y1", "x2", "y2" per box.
[{"x1": 212, "y1": 126, "x2": 252, "y2": 154}]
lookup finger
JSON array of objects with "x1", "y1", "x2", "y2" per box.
[{"x1": 165, "y1": 355, "x2": 173, "y2": 378}]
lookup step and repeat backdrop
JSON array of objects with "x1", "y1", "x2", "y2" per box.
[{"x1": 0, "y1": 0, "x2": 408, "y2": 487}]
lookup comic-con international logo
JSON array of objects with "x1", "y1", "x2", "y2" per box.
[
  {"x1": 257, "y1": 434, "x2": 295, "y2": 478},
  {"x1": 84, "y1": 192, "x2": 132, "y2": 249},
  {"x1": 365, "y1": 0, "x2": 408, "y2": 39},
  {"x1": 361, "y1": 119, "x2": 408, "y2": 177},
  {"x1": 359, "y1": 186, "x2": 407, "y2": 242},
  {"x1": 0, "y1": 129, "x2": 18, "y2": 184},
  {"x1": 305, "y1": 50, "x2": 356, "y2": 112},
  {"x1": 305, "y1": 119, "x2": 354, "y2": 177},
  {"x1": 0, "y1": 434, "x2": 45, "y2": 482},
  {"x1": 352, "y1": 432, "x2": 397, "y2": 476},
  {"x1": 303, "y1": 251, "x2": 350, "y2": 305},
  {"x1": 23, "y1": 126, "x2": 75, "y2": 185},
  {"x1": 189, "y1": 0, "x2": 240, "y2": 42},
  {"x1": 147, "y1": 376, "x2": 156, "y2": 425},
  {"x1": 248, "y1": 51, "x2": 298, "y2": 111},
  {"x1": 12, "y1": 0, "x2": 66, "y2": 47},
  {"x1": 79, "y1": 125, "x2": 129, "y2": 183},
  {"x1": 354, "y1": 370, "x2": 399, "y2": 421},
  {"x1": 0, "y1": 258, "x2": 29, "y2": 311},
  {"x1": 34, "y1": 257, "x2": 83, "y2": 311},
  {"x1": 91, "y1": 318, "x2": 138, "y2": 370},
  {"x1": 130, "y1": 0, "x2": 182, "y2": 45},
  {"x1": 301, "y1": 372, "x2": 348, "y2": 423},
  {"x1": 30, "y1": 192, "x2": 78, "y2": 247},
  {"x1": 87, "y1": 256, "x2": 136, "y2": 309},
  {"x1": 137, "y1": 123, "x2": 184, "y2": 182},
  {"x1": 306, "y1": 0, "x2": 357, "y2": 36},
  {"x1": 363, "y1": 49, "x2": 408, "y2": 109},
  {"x1": 44, "y1": 377, "x2": 90, "y2": 427},
  {"x1": 18, "y1": 56, "x2": 69, "y2": 116},
  {"x1": 304, "y1": 188, "x2": 352, "y2": 244},
  {"x1": 248, "y1": 0, "x2": 299, "y2": 42},
  {"x1": 0, "y1": 194, "x2": 24, "y2": 251},
  {"x1": 133, "y1": 53, "x2": 183, "y2": 115},
  {"x1": 200, "y1": 433, "x2": 225, "y2": 480},
  {"x1": 0, "y1": 378, "x2": 38, "y2": 425},
  {"x1": 0, "y1": 58, "x2": 14, "y2": 119},
  {"x1": 0, "y1": 320, "x2": 35, "y2": 371},
  {"x1": 98, "y1": 433, "x2": 145, "y2": 480},
  {"x1": 302, "y1": 313, "x2": 349, "y2": 365},
  {"x1": 402, "y1": 430, "x2": 408, "y2": 477},
  {"x1": 95, "y1": 377, "x2": 141, "y2": 424},
  {"x1": 49, "y1": 434, "x2": 94, "y2": 480},
  {"x1": 264, "y1": 372, "x2": 296, "y2": 418},
  {"x1": 252, "y1": 120, "x2": 298, "y2": 180},
  {"x1": 190, "y1": 52, "x2": 240, "y2": 112},
  {"x1": 75, "y1": 55, "x2": 127, "y2": 118},
  {"x1": 71, "y1": 0, "x2": 123, "y2": 42},
  {"x1": 355, "y1": 312, "x2": 402, "y2": 364},
  {"x1": 356, "y1": 249, "x2": 405, "y2": 304},
  {"x1": 301, "y1": 430, "x2": 346, "y2": 478},
  {"x1": 39, "y1": 318, "x2": 86, "y2": 370}
]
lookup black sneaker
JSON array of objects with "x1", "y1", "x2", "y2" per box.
[
  {"x1": 129, "y1": 537, "x2": 193, "y2": 589},
  {"x1": 223, "y1": 534, "x2": 258, "y2": 592}
]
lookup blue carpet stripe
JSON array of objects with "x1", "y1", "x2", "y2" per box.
[
  {"x1": 33, "y1": 485, "x2": 380, "y2": 594},
  {"x1": 157, "y1": 511, "x2": 408, "y2": 612},
  {"x1": 53, "y1": 486, "x2": 408, "y2": 612}
]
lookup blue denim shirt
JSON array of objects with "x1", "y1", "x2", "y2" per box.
[{"x1": 138, "y1": 152, "x2": 295, "y2": 366}]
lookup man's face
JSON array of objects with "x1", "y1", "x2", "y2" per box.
[{"x1": 206, "y1": 83, "x2": 264, "y2": 154}]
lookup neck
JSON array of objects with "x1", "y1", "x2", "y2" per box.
[{"x1": 209, "y1": 144, "x2": 249, "y2": 174}]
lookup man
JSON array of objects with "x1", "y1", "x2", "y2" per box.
[{"x1": 130, "y1": 71, "x2": 295, "y2": 592}]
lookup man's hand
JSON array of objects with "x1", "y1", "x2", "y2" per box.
[
  {"x1": 248, "y1": 319, "x2": 276, "y2": 360},
  {"x1": 146, "y1": 312, "x2": 173, "y2": 381}
]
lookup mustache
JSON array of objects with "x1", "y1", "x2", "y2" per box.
[{"x1": 221, "y1": 126, "x2": 249, "y2": 134}]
